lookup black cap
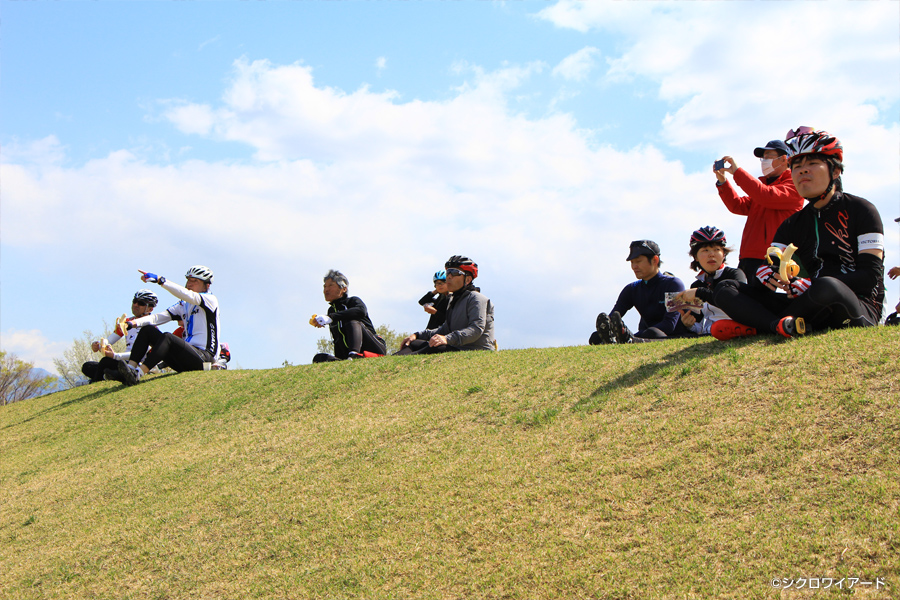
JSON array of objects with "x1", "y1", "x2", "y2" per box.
[
  {"x1": 753, "y1": 140, "x2": 790, "y2": 157},
  {"x1": 626, "y1": 240, "x2": 661, "y2": 261}
]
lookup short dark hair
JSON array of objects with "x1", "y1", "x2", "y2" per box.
[{"x1": 688, "y1": 242, "x2": 733, "y2": 272}]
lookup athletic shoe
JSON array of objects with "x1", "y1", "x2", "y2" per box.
[
  {"x1": 312, "y1": 353, "x2": 339, "y2": 363},
  {"x1": 118, "y1": 361, "x2": 143, "y2": 386},
  {"x1": 609, "y1": 311, "x2": 634, "y2": 344},
  {"x1": 595, "y1": 313, "x2": 617, "y2": 344},
  {"x1": 710, "y1": 320, "x2": 758, "y2": 341},
  {"x1": 775, "y1": 316, "x2": 806, "y2": 339},
  {"x1": 347, "y1": 352, "x2": 365, "y2": 360}
]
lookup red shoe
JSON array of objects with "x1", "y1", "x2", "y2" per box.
[
  {"x1": 711, "y1": 319, "x2": 758, "y2": 341},
  {"x1": 775, "y1": 316, "x2": 806, "y2": 338}
]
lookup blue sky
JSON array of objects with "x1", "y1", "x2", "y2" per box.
[{"x1": 2, "y1": 0, "x2": 899, "y2": 372}]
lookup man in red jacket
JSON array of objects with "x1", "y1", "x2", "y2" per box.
[{"x1": 714, "y1": 137, "x2": 804, "y2": 278}]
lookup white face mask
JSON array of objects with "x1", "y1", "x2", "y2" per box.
[{"x1": 760, "y1": 158, "x2": 776, "y2": 176}]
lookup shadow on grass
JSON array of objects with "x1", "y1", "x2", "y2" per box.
[
  {"x1": 3, "y1": 372, "x2": 182, "y2": 430},
  {"x1": 576, "y1": 336, "x2": 766, "y2": 411}
]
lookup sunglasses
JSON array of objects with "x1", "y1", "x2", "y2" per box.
[
  {"x1": 786, "y1": 126, "x2": 814, "y2": 140},
  {"x1": 446, "y1": 268, "x2": 466, "y2": 277},
  {"x1": 133, "y1": 300, "x2": 150, "y2": 307}
]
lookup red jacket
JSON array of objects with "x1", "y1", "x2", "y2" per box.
[{"x1": 717, "y1": 168, "x2": 804, "y2": 261}]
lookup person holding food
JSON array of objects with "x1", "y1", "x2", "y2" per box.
[
  {"x1": 118, "y1": 265, "x2": 222, "y2": 385},
  {"x1": 712, "y1": 129, "x2": 885, "y2": 338}
]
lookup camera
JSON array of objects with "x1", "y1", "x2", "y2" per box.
[{"x1": 713, "y1": 159, "x2": 726, "y2": 171}]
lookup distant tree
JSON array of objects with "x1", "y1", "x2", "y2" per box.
[
  {"x1": 375, "y1": 324, "x2": 407, "y2": 356},
  {"x1": 315, "y1": 323, "x2": 408, "y2": 358},
  {"x1": 0, "y1": 350, "x2": 56, "y2": 406},
  {"x1": 53, "y1": 322, "x2": 125, "y2": 389}
]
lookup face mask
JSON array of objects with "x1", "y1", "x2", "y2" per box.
[{"x1": 760, "y1": 158, "x2": 776, "y2": 176}]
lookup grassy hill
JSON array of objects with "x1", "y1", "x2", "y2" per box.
[{"x1": 2, "y1": 327, "x2": 898, "y2": 599}]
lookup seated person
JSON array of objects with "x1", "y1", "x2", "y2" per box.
[
  {"x1": 670, "y1": 227, "x2": 749, "y2": 340},
  {"x1": 213, "y1": 342, "x2": 231, "y2": 370},
  {"x1": 397, "y1": 255, "x2": 495, "y2": 354},
  {"x1": 713, "y1": 129, "x2": 885, "y2": 338},
  {"x1": 714, "y1": 136, "x2": 805, "y2": 278},
  {"x1": 311, "y1": 269, "x2": 386, "y2": 362},
  {"x1": 418, "y1": 270, "x2": 450, "y2": 330},
  {"x1": 887, "y1": 264, "x2": 900, "y2": 325},
  {"x1": 81, "y1": 289, "x2": 158, "y2": 383},
  {"x1": 118, "y1": 265, "x2": 222, "y2": 385},
  {"x1": 591, "y1": 240, "x2": 685, "y2": 344}
]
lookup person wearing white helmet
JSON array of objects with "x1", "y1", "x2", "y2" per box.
[
  {"x1": 81, "y1": 289, "x2": 158, "y2": 383},
  {"x1": 118, "y1": 265, "x2": 222, "y2": 385}
]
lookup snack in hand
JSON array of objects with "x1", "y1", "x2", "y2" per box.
[
  {"x1": 115, "y1": 314, "x2": 129, "y2": 337},
  {"x1": 766, "y1": 244, "x2": 800, "y2": 280}
]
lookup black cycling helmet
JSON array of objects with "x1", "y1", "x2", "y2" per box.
[
  {"x1": 690, "y1": 226, "x2": 726, "y2": 250},
  {"x1": 133, "y1": 289, "x2": 159, "y2": 307},
  {"x1": 445, "y1": 255, "x2": 478, "y2": 279}
]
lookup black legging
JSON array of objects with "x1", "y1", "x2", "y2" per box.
[
  {"x1": 713, "y1": 276, "x2": 879, "y2": 333},
  {"x1": 82, "y1": 357, "x2": 122, "y2": 382},
  {"x1": 129, "y1": 326, "x2": 211, "y2": 372},
  {"x1": 394, "y1": 339, "x2": 461, "y2": 355},
  {"x1": 332, "y1": 320, "x2": 387, "y2": 359}
]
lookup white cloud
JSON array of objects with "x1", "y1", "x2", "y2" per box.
[
  {"x1": 1, "y1": 329, "x2": 68, "y2": 373},
  {"x1": 552, "y1": 47, "x2": 601, "y2": 82},
  {"x1": 376, "y1": 56, "x2": 387, "y2": 73},
  {"x1": 2, "y1": 135, "x2": 66, "y2": 165},
  {"x1": 2, "y1": 59, "x2": 736, "y2": 366}
]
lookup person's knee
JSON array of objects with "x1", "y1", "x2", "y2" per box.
[{"x1": 807, "y1": 276, "x2": 848, "y2": 304}]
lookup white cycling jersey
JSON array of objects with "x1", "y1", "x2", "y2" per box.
[
  {"x1": 96, "y1": 323, "x2": 145, "y2": 363},
  {"x1": 131, "y1": 280, "x2": 221, "y2": 358}
]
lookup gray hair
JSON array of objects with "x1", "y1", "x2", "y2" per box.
[{"x1": 324, "y1": 269, "x2": 349, "y2": 289}]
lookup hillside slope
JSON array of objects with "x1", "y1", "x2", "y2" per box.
[{"x1": 2, "y1": 328, "x2": 898, "y2": 599}]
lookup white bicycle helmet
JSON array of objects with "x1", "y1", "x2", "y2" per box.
[{"x1": 185, "y1": 265, "x2": 214, "y2": 283}]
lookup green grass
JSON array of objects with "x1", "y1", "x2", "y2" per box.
[{"x1": 1, "y1": 327, "x2": 898, "y2": 599}]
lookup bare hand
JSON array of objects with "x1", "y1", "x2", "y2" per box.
[
  {"x1": 679, "y1": 309, "x2": 696, "y2": 327},
  {"x1": 674, "y1": 289, "x2": 697, "y2": 303},
  {"x1": 888, "y1": 266, "x2": 900, "y2": 280},
  {"x1": 91, "y1": 341, "x2": 100, "y2": 353},
  {"x1": 722, "y1": 155, "x2": 738, "y2": 174},
  {"x1": 424, "y1": 304, "x2": 437, "y2": 315},
  {"x1": 103, "y1": 346, "x2": 115, "y2": 359},
  {"x1": 400, "y1": 334, "x2": 417, "y2": 348},
  {"x1": 428, "y1": 334, "x2": 448, "y2": 348}
]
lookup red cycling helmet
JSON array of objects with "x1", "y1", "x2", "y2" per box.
[
  {"x1": 445, "y1": 255, "x2": 478, "y2": 279},
  {"x1": 786, "y1": 129, "x2": 843, "y2": 164}
]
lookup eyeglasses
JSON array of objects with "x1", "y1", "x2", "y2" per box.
[
  {"x1": 786, "y1": 126, "x2": 814, "y2": 140},
  {"x1": 446, "y1": 268, "x2": 466, "y2": 277}
]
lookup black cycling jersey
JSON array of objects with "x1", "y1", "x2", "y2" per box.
[{"x1": 772, "y1": 191, "x2": 884, "y2": 314}]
